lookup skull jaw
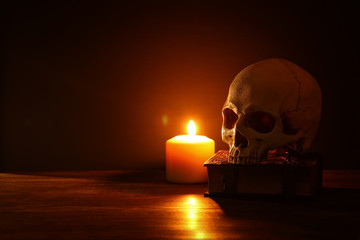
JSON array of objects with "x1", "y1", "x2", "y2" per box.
[
  {"x1": 228, "y1": 145, "x2": 267, "y2": 164},
  {"x1": 228, "y1": 143, "x2": 303, "y2": 165},
  {"x1": 223, "y1": 130, "x2": 267, "y2": 164}
]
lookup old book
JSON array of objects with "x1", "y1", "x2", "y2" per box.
[{"x1": 204, "y1": 150, "x2": 322, "y2": 198}]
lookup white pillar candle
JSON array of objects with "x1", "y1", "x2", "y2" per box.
[{"x1": 166, "y1": 120, "x2": 215, "y2": 183}]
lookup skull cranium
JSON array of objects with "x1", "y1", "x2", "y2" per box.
[{"x1": 222, "y1": 58, "x2": 322, "y2": 164}]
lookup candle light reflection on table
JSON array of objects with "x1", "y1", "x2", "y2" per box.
[{"x1": 166, "y1": 195, "x2": 213, "y2": 240}]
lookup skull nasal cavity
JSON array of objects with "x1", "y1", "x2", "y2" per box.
[
  {"x1": 223, "y1": 108, "x2": 238, "y2": 129},
  {"x1": 235, "y1": 130, "x2": 248, "y2": 148},
  {"x1": 245, "y1": 111, "x2": 275, "y2": 133}
]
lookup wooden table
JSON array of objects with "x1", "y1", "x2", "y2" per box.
[{"x1": 1, "y1": 170, "x2": 359, "y2": 240}]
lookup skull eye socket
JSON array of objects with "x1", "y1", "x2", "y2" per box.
[
  {"x1": 245, "y1": 111, "x2": 275, "y2": 133},
  {"x1": 223, "y1": 108, "x2": 238, "y2": 129}
]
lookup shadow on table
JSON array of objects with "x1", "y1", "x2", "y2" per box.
[
  {"x1": 9, "y1": 170, "x2": 167, "y2": 183},
  {"x1": 107, "y1": 170, "x2": 209, "y2": 195},
  {"x1": 107, "y1": 170, "x2": 166, "y2": 183},
  {"x1": 210, "y1": 187, "x2": 360, "y2": 239}
]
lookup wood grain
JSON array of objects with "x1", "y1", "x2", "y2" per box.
[{"x1": 0, "y1": 170, "x2": 359, "y2": 240}]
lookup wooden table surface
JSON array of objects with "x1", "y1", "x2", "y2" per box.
[{"x1": 1, "y1": 170, "x2": 359, "y2": 240}]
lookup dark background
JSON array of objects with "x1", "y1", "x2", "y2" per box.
[{"x1": 1, "y1": 1, "x2": 358, "y2": 171}]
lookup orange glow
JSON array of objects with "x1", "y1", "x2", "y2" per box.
[
  {"x1": 187, "y1": 197, "x2": 196, "y2": 206},
  {"x1": 187, "y1": 120, "x2": 196, "y2": 136},
  {"x1": 187, "y1": 197, "x2": 197, "y2": 220},
  {"x1": 162, "y1": 195, "x2": 221, "y2": 240},
  {"x1": 183, "y1": 196, "x2": 207, "y2": 239}
]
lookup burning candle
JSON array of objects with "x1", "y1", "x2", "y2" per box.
[{"x1": 166, "y1": 120, "x2": 215, "y2": 183}]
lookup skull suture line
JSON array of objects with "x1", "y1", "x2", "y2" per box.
[{"x1": 222, "y1": 58, "x2": 322, "y2": 164}]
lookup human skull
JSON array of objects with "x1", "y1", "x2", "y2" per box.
[{"x1": 222, "y1": 58, "x2": 321, "y2": 164}]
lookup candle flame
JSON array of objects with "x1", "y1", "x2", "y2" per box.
[{"x1": 187, "y1": 120, "x2": 196, "y2": 136}]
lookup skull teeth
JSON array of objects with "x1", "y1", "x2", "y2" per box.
[
  {"x1": 229, "y1": 155, "x2": 266, "y2": 164},
  {"x1": 229, "y1": 147, "x2": 266, "y2": 164}
]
